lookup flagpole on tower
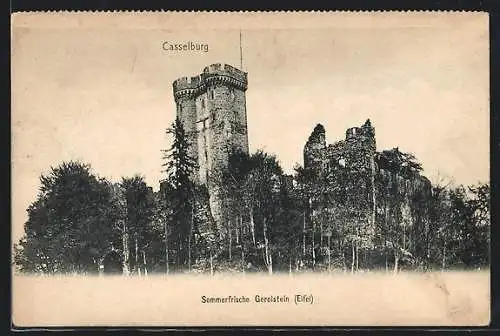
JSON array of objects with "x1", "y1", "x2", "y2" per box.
[{"x1": 239, "y1": 29, "x2": 243, "y2": 71}]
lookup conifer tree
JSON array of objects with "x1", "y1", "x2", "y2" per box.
[{"x1": 161, "y1": 118, "x2": 197, "y2": 271}]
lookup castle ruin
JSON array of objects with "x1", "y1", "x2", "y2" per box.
[
  {"x1": 162, "y1": 64, "x2": 436, "y2": 270},
  {"x1": 304, "y1": 120, "x2": 376, "y2": 178},
  {"x1": 304, "y1": 120, "x2": 378, "y2": 236},
  {"x1": 303, "y1": 119, "x2": 433, "y2": 252}
]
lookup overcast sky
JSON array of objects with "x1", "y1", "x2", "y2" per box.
[{"x1": 12, "y1": 12, "x2": 489, "y2": 242}]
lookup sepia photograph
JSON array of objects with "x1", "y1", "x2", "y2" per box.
[{"x1": 11, "y1": 11, "x2": 490, "y2": 326}]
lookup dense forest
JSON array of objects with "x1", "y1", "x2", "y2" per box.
[{"x1": 13, "y1": 118, "x2": 490, "y2": 275}]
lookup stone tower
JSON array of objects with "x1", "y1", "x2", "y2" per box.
[
  {"x1": 303, "y1": 123, "x2": 327, "y2": 176},
  {"x1": 343, "y1": 119, "x2": 376, "y2": 173},
  {"x1": 172, "y1": 63, "x2": 249, "y2": 225}
]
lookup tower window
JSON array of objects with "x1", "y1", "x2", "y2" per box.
[
  {"x1": 210, "y1": 89, "x2": 214, "y2": 100},
  {"x1": 201, "y1": 98, "x2": 205, "y2": 109}
]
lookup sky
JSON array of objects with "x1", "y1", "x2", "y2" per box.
[{"x1": 11, "y1": 12, "x2": 489, "y2": 242}]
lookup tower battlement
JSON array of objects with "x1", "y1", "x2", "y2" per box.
[
  {"x1": 172, "y1": 75, "x2": 203, "y2": 94},
  {"x1": 202, "y1": 63, "x2": 248, "y2": 87},
  {"x1": 173, "y1": 63, "x2": 248, "y2": 100},
  {"x1": 346, "y1": 127, "x2": 362, "y2": 140}
]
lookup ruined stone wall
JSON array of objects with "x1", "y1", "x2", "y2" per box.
[
  {"x1": 304, "y1": 120, "x2": 376, "y2": 177},
  {"x1": 303, "y1": 124, "x2": 327, "y2": 175},
  {"x1": 304, "y1": 119, "x2": 377, "y2": 234},
  {"x1": 343, "y1": 120, "x2": 376, "y2": 174},
  {"x1": 304, "y1": 119, "x2": 433, "y2": 246}
]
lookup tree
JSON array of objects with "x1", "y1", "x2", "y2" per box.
[
  {"x1": 14, "y1": 198, "x2": 52, "y2": 273},
  {"x1": 440, "y1": 183, "x2": 490, "y2": 269},
  {"x1": 293, "y1": 164, "x2": 313, "y2": 267},
  {"x1": 428, "y1": 183, "x2": 453, "y2": 270},
  {"x1": 190, "y1": 183, "x2": 221, "y2": 275},
  {"x1": 374, "y1": 148, "x2": 424, "y2": 272},
  {"x1": 246, "y1": 150, "x2": 285, "y2": 274},
  {"x1": 14, "y1": 161, "x2": 121, "y2": 274},
  {"x1": 14, "y1": 124, "x2": 490, "y2": 275},
  {"x1": 294, "y1": 163, "x2": 324, "y2": 269},
  {"x1": 467, "y1": 183, "x2": 490, "y2": 266},
  {"x1": 468, "y1": 183, "x2": 490, "y2": 227},
  {"x1": 120, "y1": 175, "x2": 156, "y2": 275},
  {"x1": 216, "y1": 149, "x2": 286, "y2": 274},
  {"x1": 218, "y1": 149, "x2": 254, "y2": 270},
  {"x1": 147, "y1": 190, "x2": 172, "y2": 273},
  {"x1": 161, "y1": 118, "x2": 197, "y2": 271},
  {"x1": 108, "y1": 182, "x2": 129, "y2": 275},
  {"x1": 273, "y1": 178, "x2": 304, "y2": 273}
]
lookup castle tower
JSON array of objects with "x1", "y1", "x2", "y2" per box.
[
  {"x1": 172, "y1": 63, "x2": 249, "y2": 226},
  {"x1": 344, "y1": 119, "x2": 376, "y2": 172},
  {"x1": 344, "y1": 119, "x2": 377, "y2": 232},
  {"x1": 303, "y1": 123, "x2": 327, "y2": 174}
]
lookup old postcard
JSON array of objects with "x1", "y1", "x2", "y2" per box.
[{"x1": 11, "y1": 11, "x2": 490, "y2": 327}]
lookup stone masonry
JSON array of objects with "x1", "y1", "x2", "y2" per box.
[
  {"x1": 172, "y1": 63, "x2": 249, "y2": 229},
  {"x1": 304, "y1": 120, "x2": 377, "y2": 233},
  {"x1": 304, "y1": 119, "x2": 376, "y2": 175}
]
